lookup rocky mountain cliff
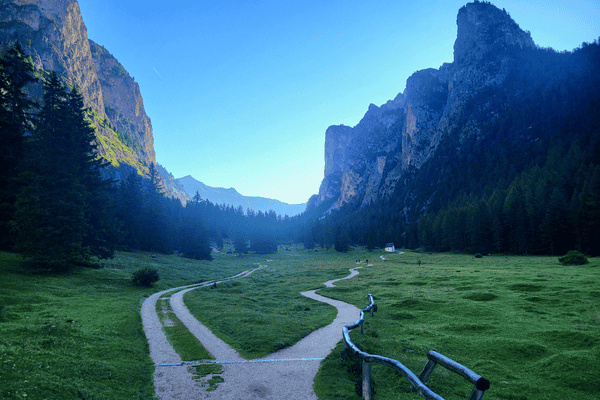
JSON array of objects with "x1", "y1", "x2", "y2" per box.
[
  {"x1": 177, "y1": 175, "x2": 307, "y2": 217},
  {"x1": 0, "y1": 0, "x2": 155, "y2": 179},
  {"x1": 309, "y1": 1, "x2": 538, "y2": 212}
]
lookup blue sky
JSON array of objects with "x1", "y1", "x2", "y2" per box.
[{"x1": 77, "y1": 0, "x2": 599, "y2": 205}]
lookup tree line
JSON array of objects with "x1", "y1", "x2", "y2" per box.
[
  {"x1": 0, "y1": 43, "x2": 323, "y2": 272},
  {"x1": 310, "y1": 39, "x2": 600, "y2": 256}
]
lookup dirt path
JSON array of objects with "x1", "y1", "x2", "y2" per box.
[{"x1": 141, "y1": 265, "x2": 363, "y2": 399}]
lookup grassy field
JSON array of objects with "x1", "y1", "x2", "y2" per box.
[
  {"x1": 313, "y1": 251, "x2": 600, "y2": 400},
  {"x1": 180, "y1": 248, "x2": 600, "y2": 400},
  {"x1": 0, "y1": 249, "x2": 261, "y2": 399},
  {"x1": 1, "y1": 247, "x2": 599, "y2": 399},
  {"x1": 184, "y1": 250, "x2": 345, "y2": 358}
]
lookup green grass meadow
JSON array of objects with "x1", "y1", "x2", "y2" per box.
[
  {"x1": 1, "y1": 247, "x2": 599, "y2": 399},
  {"x1": 0, "y1": 250, "x2": 258, "y2": 399},
  {"x1": 313, "y1": 251, "x2": 600, "y2": 400},
  {"x1": 181, "y1": 249, "x2": 600, "y2": 400},
  {"x1": 184, "y1": 250, "x2": 345, "y2": 359}
]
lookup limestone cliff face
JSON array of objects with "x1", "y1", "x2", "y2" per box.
[
  {"x1": 310, "y1": 1, "x2": 537, "y2": 211},
  {"x1": 0, "y1": 0, "x2": 104, "y2": 112},
  {"x1": 316, "y1": 93, "x2": 406, "y2": 209},
  {"x1": 0, "y1": 0, "x2": 156, "y2": 176},
  {"x1": 89, "y1": 41, "x2": 155, "y2": 167}
]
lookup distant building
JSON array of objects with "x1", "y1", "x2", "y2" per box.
[{"x1": 385, "y1": 243, "x2": 395, "y2": 253}]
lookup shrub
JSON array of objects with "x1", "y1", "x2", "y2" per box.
[
  {"x1": 132, "y1": 267, "x2": 160, "y2": 287},
  {"x1": 558, "y1": 250, "x2": 588, "y2": 266},
  {"x1": 475, "y1": 253, "x2": 483, "y2": 258}
]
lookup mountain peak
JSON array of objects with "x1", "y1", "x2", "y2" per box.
[
  {"x1": 454, "y1": 1, "x2": 535, "y2": 65},
  {"x1": 176, "y1": 175, "x2": 306, "y2": 216}
]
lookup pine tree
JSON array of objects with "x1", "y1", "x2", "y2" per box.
[
  {"x1": 0, "y1": 43, "x2": 37, "y2": 249},
  {"x1": 578, "y1": 166, "x2": 600, "y2": 256},
  {"x1": 335, "y1": 230, "x2": 351, "y2": 253},
  {"x1": 116, "y1": 172, "x2": 145, "y2": 249},
  {"x1": 303, "y1": 229, "x2": 315, "y2": 250},
  {"x1": 139, "y1": 162, "x2": 173, "y2": 253},
  {"x1": 12, "y1": 73, "x2": 117, "y2": 270},
  {"x1": 233, "y1": 234, "x2": 249, "y2": 255},
  {"x1": 178, "y1": 194, "x2": 212, "y2": 260}
]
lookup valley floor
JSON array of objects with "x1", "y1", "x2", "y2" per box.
[{"x1": 142, "y1": 263, "x2": 362, "y2": 399}]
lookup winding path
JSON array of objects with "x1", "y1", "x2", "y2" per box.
[{"x1": 141, "y1": 265, "x2": 364, "y2": 399}]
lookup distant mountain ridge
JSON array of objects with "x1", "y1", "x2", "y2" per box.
[{"x1": 177, "y1": 175, "x2": 306, "y2": 217}]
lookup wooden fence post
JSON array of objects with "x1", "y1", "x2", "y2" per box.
[
  {"x1": 362, "y1": 359, "x2": 372, "y2": 400},
  {"x1": 418, "y1": 359, "x2": 437, "y2": 384}
]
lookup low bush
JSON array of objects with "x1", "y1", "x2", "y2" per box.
[
  {"x1": 558, "y1": 250, "x2": 588, "y2": 266},
  {"x1": 131, "y1": 267, "x2": 160, "y2": 287}
]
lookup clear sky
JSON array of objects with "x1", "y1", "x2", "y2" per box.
[{"x1": 77, "y1": 0, "x2": 599, "y2": 205}]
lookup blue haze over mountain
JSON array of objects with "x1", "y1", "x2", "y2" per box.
[{"x1": 177, "y1": 175, "x2": 306, "y2": 217}]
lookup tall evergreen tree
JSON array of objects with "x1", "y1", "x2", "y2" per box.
[
  {"x1": 233, "y1": 234, "x2": 249, "y2": 255},
  {"x1": 178, "y1": 193, "x2": 212, "y2": 260},
  {"x1": 116, "y1": 172, "x2": 145, "y2": 249},
  {"x1": 303, "y1": 229, "x2": 315, "y2": 250},
  {"x1": 335, "y1": 230, "x2": 351, "y2": 253},
  {"x1": 0, "y1": 43, "x2": 37, "y2": 249},
  {"x1": 11, "y1": 73, "x2": 116, "y2": 270}
]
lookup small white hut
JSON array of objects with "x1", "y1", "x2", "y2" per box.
[{"x1": 385, "y1": 243, "x2": 395, "y2": 253}]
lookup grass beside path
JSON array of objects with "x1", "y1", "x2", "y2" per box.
[
  {"x1": 3, "y1": 247, "x2": 598, "y2": 400},
  {"x1": 314, "y1": 251, "x2": 600, "y2": 400},
  {"x1": 184, "y1": 251, "x2": 349, "y2": 359},
  {"x1": 0, "y1": 250, "x2": 255, "y2": 400}
]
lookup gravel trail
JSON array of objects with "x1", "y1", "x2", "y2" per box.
[{"x1": 141, "y1": 265, "x2": 363, "y2": 399}]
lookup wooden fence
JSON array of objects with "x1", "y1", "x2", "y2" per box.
[{"x1": 342, "y1": 294, "x2": 491, "y2": 400}]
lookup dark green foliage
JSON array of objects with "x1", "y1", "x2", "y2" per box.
[
  {"x1": 315, "y1": 41, "x2": 600, "y2": 257},
  {"x1": 250, "y1": 237, "x2": 278, "y2": 254},
  {"x1": 111, "y1": 172, "x2": 327, "y2": 260},
  {"x1": 114, "y1": 172, "x2": 145, "y2": 249},
  {"x1": 303, "y1": 229, "x2": 316, "y2": 250},
  {"x1": 233, "y1": 234, "x2": 249, "y2": 255},
  {"x1": 131, "y1": 266, "x2": 159, "y2": 287},
  {"x1": 335, "y1": 230, "x2": 351, "y2": 253},
  {"x1": 11, "y1": 72, "x2": 117, "y2": 271},
  {"x1": 558, "y1": 250, "x2": 588, "y2": 266},
  {"x1": 215, "y1": 234, "x2": 224, "y2": 250},
  {"x1": 475, "y1": 253, "x2": 483, "y2": 258},
  {"x1": 1, "y1": 46, "x2": 327, "y2": 269},
  {"x1": 0, "y1": 42, "x2": 37, "y2": 250},
  {"x1": 178, "y1": 194, "x2": 212, "y2": 260}
]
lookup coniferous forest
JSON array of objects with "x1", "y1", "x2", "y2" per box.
[
  {"x1": 2, "y1": 39, "x2": 600, "y2": 272},
  {"x1": 309, "y1": 41, "x2": 600, "y2": 257},
  {"x1": 0, "y1": 43, "x2": 326, "y2": 272}
]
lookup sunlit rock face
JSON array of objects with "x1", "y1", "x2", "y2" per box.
[
  {"x1": 308, "y1": 1, "x2": 538, "y2": 212},
  {"x1": 0, "y1": 0, "x2": 156, "y2": 176},
  {"x1": 90, "y1": 41, "x2": 156, "y2": 167},
  {"x1": 0, "y1": 0, "x2": 104, "y2": 112}
]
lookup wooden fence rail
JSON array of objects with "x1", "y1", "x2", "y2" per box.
[{"x1": 342, "y1": 294, "x2": 490, "y2": 400}]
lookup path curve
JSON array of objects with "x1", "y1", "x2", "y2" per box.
[{"x1": 142, "y1": 265, "x2": 363, "y2": 399}]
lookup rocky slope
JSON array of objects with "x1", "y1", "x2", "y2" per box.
[
  {"x1": 309, "y1": 1, "x2": 536, "y2": 211},
  {"x1": 0, "y1": 0, "x2": 155, "y2": 179}
]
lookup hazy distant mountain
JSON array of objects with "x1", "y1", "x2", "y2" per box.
[{"x1": 177, "y1": 175, "x2": 306, "y2": 217}]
